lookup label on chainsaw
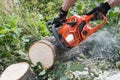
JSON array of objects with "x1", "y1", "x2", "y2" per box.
[{"x1": 65, "y1": 34, "x2": 74, "y2": 43}]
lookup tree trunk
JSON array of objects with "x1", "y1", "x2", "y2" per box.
[{"x1": 0, "y1": 62, "x2": 36, "y2": 80}]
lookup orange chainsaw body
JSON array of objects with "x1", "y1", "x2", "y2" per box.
[{"x1": 57, "y1": 14, "x2": 107, "y2": 49}]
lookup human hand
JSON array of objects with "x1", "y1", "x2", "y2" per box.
[
  {"x1": 86, "y1": 2, "x2": 111, "y2": 20},
  {"x1": 46, "y1": 7, "x2": 68, "y2": 32},
  {"x1": 53, "y1": 7, "x2": 68, "y2": 24}
]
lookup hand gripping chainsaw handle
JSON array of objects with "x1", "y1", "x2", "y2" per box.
[{"x1": 80, "y1": 13, "x2": 107, "y2": 40}]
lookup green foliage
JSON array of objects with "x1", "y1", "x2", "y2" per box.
[
  {"x1": 32, "y1": 61, "x2": 84, "y2": 80},
  {"x1": 116, "y1": 61, "x2": 120, "y2": 70},
  {"x1": 0, "y1": 0, "x2": 61, "y2": 73},
  {"x1": 0, "y1": 14, "x2": 27, "y2": 73}
]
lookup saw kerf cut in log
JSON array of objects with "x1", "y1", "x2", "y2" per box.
[{"x1": 0, "y1": 62, "x2": 36, "y2": 80}]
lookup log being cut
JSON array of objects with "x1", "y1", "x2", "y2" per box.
[
  {"x1": 0, "y1": 62, "x2": 36, "y2": 80},
  {"x1": 28, "y1": 39, "x2": 56, "y2": 69},
  {"x1": 28, "y1": 37, "x2": 83, "y2": 69}
]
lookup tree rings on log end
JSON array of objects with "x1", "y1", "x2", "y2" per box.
[
  {"x1": 28, "y1": 40, "x2": 55, "y2": 69},
  {"x1": 0, "y1": 62, "x2": 29, "y2": 80}
]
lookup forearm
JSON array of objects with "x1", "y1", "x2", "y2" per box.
[
  {"x1": 105, "y1": 0, "x2": 120, "y2": 8},
  {"x1": 62, "y1": 0, "x2": 77, "y2": 11}
]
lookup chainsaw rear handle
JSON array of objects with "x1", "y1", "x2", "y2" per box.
[
  {"x1": 90, "y1": 13, "x2": 107, "y2": 33},
  {"x1": 81, "y1": 13, "x2": 107, "y2": 39},
  {"x1": 86, "y1": 13, "x2": 107, "y2": 32},
  {"x1": 83, "y1": 13, "x2": 107, "y2": 22}
]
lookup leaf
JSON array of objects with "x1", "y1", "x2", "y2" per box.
[
  {"x1": 5, "y1": 44, "x2": 10, "y2": 51},
  {"x1": 60, "y1": 76, "x2": 67, "y2": 80},
  {"x1": 66, "y1": 61, "x2": 72, "y2": 70},
  {"x1": 0, "y1": 45, "x2": 5, "y2": 51},
  {"x1": 39, "y1": 70, "x2": 46, "y2": 76},
  {"x1": 71, "y1": 63, "x2": 84, "y2": 71},
  {"x1": 21, "y1": 36, "x2": 30, "y2": 42},
  {"x1": 0, "y1": 35, "x2": 5, "y2": 38},
  {"x1": 65, "y1": 61, "x2": 84, "y2": 71},
  {"x1": 48, "y1": 77, "x2": 53, "y2": 80}
]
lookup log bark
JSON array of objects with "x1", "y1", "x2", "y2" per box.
[{"x1": 0, "y1": 62, "x2": 36, "y2": 80}]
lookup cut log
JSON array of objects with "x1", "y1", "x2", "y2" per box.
[
  {"x1": 28, "y1": 39, "x2": 55, "y2": 69},
  {"x1": 0, "y1": 62, "x2": 36, "y2": 80},
  {"x1": 28, "y1": 37, "x2": 83, "y2": 69}
]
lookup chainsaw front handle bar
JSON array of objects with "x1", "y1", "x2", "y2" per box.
[
  {"x1": 52, "y1": 24, "x2": 70, "y2": 51},
  {"x1": 46, "y1": 19, "x2": 65, "y2": 32},
  {"x1": 46, "y1": 20, "x2": 70, "y2": 50},
  {"x1": 46, "y1": 20, "x2": 53, "y2": 32}
]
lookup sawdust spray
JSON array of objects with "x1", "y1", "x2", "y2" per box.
[
  {"x1": 58, "y1": 28, "x2": 120, "y2": 61},
  {"x1": 81, "y1": 28, "x2": 120, "y2": 60}
]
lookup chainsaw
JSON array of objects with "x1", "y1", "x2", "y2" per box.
[{"x1": 46, "y1": 13, "x2": 107, "y2": 51}]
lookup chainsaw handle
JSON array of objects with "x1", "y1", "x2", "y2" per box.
[
  {"x1": 46, "y1": 20, "x2": 53, "y2": 32},
  {"x1": 46, "y1": 20, "x2": 70, "y2": 50},
  {"x1": 46, "y1": 19, "x2": 65, "y2": 32},
  {"x1": 81, "y1": 13, "x2": 107, "y2": 39},
  {"x1": 46, "y1": 20, "x2": 53, "y2": 26},
  {"x1": 89, "y1": 13, "x2": 107, "y2": 33},
  {"x1": 52, "y1": 24, "x2": 70, "y2": 51},
  {"x1": 83, "y1": 13, "x2": 107, "y2": 22}
]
